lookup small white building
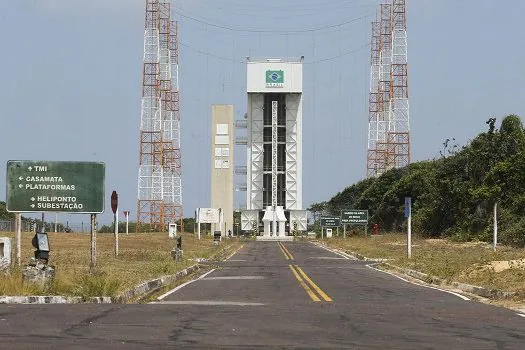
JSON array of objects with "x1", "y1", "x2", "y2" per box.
[{"x1": 241, "y1": 57, "x2": 308, "y2": 239}]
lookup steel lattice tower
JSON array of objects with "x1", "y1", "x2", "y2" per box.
[
  {"x1": 137, "y1": 0, "x2": 182, "y2": 232},
  {"x1": 367, "y1": 0, "x2": 410, "y2": 177}
]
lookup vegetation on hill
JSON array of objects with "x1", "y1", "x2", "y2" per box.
[
  {"x1": 311, "y1": 115, "x2": 525, "y2": 247},
  {"x1": 0, "y1": 202, "x2": 14, "y2": 220}
]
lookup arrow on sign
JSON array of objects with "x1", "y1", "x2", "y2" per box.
[
  {"x1": 18, "y1": 176, "x2": 23, "y2": 180},
  {"x1": 28, "y1": 166, "x2": 33, "y2": 171},
  {"x1": 31, "y1": 197, "x2": 35, "y2": 202},
  {"x1": 18, "y1": 184, "x2": 23, "y2": 188},
  {"x1": 30, "y1": 204, "x2": 35, "y2": 208}
]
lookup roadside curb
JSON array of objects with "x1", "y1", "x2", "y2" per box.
[
  {"x1": 114, "y1": 264, "x2": 201, "y2": 303},
  {"x1": 0, "y1": 296, "x2": 82, "y2": 304},
  {"x1": 0, "y1": 241, "x2": 242, "y2": 305},
  {"x1": 378, "y1": 263, "x2": 517, "y2": 300},
  {"x1": 0, "y1": 265, "x2": 201, "y2": 305},
  {"x1": 314, "y1": 240, "x2": 517, "y2": 301},
  {"x1": 312, "y1": 241, "x2": 387, "y2": 262}
]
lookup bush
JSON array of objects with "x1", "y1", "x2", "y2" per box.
[
  {"x1": 72, "y1": 270, "x2": 121, "y2": 299},
  {"x1": 500, "y1": 218, "x2": 525, "y2": 248}
]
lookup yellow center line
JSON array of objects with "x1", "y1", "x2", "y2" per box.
[
  {"x1": 278, "y1": 242, "x2": 289, "y2": 260},
  {"x1": 280, "y1": 243, "x2": 294, "y2": 260},
  {"x1": 289, "y1": 265, "x2": 320, "y2": 302},
  {"x1": 294, "y1": 265, "x2": 333, "y2": 302}
]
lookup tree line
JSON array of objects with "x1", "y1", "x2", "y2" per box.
[{"x1": 309, "y1": 115, "x2": 525, "y2": 247}]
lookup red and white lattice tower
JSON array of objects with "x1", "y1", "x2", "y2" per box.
[
  {"x1": 367, "y1": 4, "x2": 392, "y2": 177},
  {"x1": 387, "y1": 0, "x2": 410, "y2": 169},
  {"x1": 366, "y1": 19, "x2": 381, "y2": 177},
  {"x1": 137, "y1": 0, "x2": 182, "y2": 232},
  {"x1": 367, "y1": 0, "x2": 410, "y2": 177}
]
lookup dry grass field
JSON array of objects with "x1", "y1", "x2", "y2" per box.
[
  {"x1": 321, "y1": 233, "x2": 525, "y2": 295},
  {"x1": 0, "y1": 231, "x2": 240, "y2": 298}
]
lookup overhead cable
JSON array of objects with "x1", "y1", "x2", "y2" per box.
[
  {"x1": 173, "y1": 9, "x2": 373, "y2": 33},
  {"x1": 179, "y1": 42, "x2": 370, "y2": 64}
]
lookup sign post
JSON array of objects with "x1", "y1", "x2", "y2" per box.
[
  {"x1": 123, "y1": 211, "x2": 130, "y2": 235},
  {"x1": 493, "y1": 202, "x2": 498, "y2": 251},
  {"x1": 15, "y1": 213, "x2": 21, "y2": 266},
  {"x1": 341, "y1": 210, "x2": 369, "y2": 236},
  {"x1": 111, "y1": 191, "x2": 119, "y2": 257},
  {"x1": 405, "y1": 197, "x2": 412, "y2": 258},
  {"x1": 320, "y1": 216, "x2": 341, "y2": 239},
  {"x1": 90, "y1": 214, "x2": 97, "y2": 268},
  {"x1": 6, "y1": 161, "x2": 105, "y2": 213},
  {"x1": 196, "y1": 208, "x2": 221, "y2": 240},
  {"x1": 6, "y1": 160, "x2": 105, "y2": 268}
]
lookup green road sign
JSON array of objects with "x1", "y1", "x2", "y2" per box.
[
  {"x1": 320, "y1": 216, "x2": 341, "y2": 227},
  {"x1": 6, "y1": 161, "x2": 105, "y2": 213},
  {"x1": 341, "y1": 210, "x2": 369, "y2": 224}
]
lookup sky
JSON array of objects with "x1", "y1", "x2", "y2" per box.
[{"x1": 0, "y1": 0, "x2": 524, "y2": 226}]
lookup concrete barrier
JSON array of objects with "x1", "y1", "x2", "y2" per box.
[
  {"x1": 381, "y1": 262, "x2": 515, "y2": 300},
  {"x1": 0, "y1": 237, "x2": 12, "y2": 270}
]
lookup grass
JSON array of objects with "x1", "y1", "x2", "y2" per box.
[
  {"x1": 320, "y1": 233, "x2": 525, "y2": 295},
  {"x1": 0, "y1": 231, "x2": 240, "y2": 299}
]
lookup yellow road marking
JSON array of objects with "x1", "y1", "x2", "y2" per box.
[
  {"x1": 280, "y1": 243, "x2": 294, "y2": 260},
  {"x1": 294, "y1": 265, "x2": 333, "y2": 302},
  {"x1": 289, "y1": 265, "x2": 320, "y2": 302},
  {"x1": 278, "y1": 242, "x2": 290, "y2": 260}
]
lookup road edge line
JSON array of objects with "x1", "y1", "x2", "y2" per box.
[
  {"x1": 156, "y1": 268, "x2": 217, "y2": 301},
  {"x1": 311, "y1": 241, "x2": 354, "y2": 260},
  {"x1": 366, "y1": 263, "x2": 470, "y2": 301},
  {"x1": 225, "y1": 244, "x2": 244, "y2": 261}
]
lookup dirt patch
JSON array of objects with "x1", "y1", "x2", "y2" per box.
[
  {"x1": 485, "y1": 259, "x2": 525, "y2": 273},
  {"x1": 425, "y1": 239, "x2": 491, "y2": 249}
]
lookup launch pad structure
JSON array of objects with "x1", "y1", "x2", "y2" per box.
[{"x1": 240, "y1": 57, "x2": 308, "y2": 240}]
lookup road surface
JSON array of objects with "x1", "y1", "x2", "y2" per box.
[{"x1": 1, "y1": 241, "x2": 524, "y2": 349}]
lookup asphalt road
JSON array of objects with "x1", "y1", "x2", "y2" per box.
[{"x1": 1, "y1": 240, "x2": 524, "y2": 349}]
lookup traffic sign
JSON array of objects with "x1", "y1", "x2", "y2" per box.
[
  {"x1": 404, "y1": 197, "x2": 411, "y2": 218},
  {"x1": 341, "y1": 210, "x2": 368, "y2": 224},
  {"x1": 320, "y1": 216, "x2": 341, "y2": 227},
  {"x1": 6, "y1": 160, "x2": 105, "y2": 213},
  {"x1": 111, "y1": 191, "x2": 118, "y2": 215}
]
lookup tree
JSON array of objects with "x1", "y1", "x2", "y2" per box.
[
  {"x1": 319, "y1": 114, "x2": 525, "y2": 244},
  {"x1": 0, "y1": 201, "x2": 15, "y2": 220},
  {"x1": 307, "y1": 202, "x2": 326, "y2": 223}
]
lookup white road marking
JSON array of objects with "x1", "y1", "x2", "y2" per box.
[
  {"x1": 311, "y1": 242, "x2": 355, "y2": 260},
  {"x1": 308, "y1": 257, "x2": 348, "y2": 260},
  {"x1": 517, "y1": 313, "x2": 525, "y2": 318},
  {"x1": 157, "y1": 268, "x2": 217, "y2": 301},
  {"x1": 226, "y1": 259, "x2": 247, "y2": 262},
  {"x1": 366, "y1": 264, "x2": 471, "y2": 301},
  {"x1": 225, "y1": 245, "x2": 244, "y2": 261},
  {"x1": 153, "y1": 301, "x2": 265, "y2": 306},
  {"x1": 202, "y1": 276, "x2": 264, "y2": 280}
]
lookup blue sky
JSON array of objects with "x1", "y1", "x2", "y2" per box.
[{"x1": 0, "y1": 0, "x2": 524, "y2": 226}]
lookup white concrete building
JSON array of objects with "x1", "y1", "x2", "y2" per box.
[{"x1": 241, "y1": 57, "x2": 308, "y2": 239}]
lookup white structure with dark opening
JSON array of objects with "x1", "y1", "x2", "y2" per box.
[{"x1": 241, "y1": 57, "x2": 307, "y2": 240}]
